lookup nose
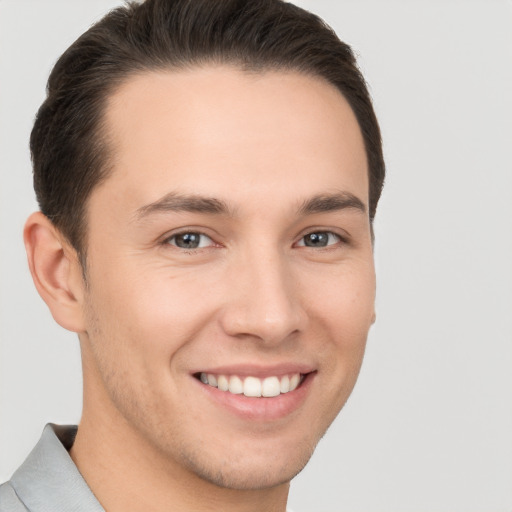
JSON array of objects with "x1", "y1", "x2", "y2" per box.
[{"x1": 219, "y1": 249, "x2": 307, "y2": 345}]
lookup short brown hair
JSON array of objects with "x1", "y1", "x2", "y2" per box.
[{"x1": 31, "y1": 0, "x2": 385, "y2": 258}]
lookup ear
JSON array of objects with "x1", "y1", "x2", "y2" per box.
[{"x1": 24, "y1": 212, "x2": 86, "y2": 333}]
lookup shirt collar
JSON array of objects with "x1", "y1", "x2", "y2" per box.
[{"x1": 10, "y1": 423, "x2": 104, "y2": 512}]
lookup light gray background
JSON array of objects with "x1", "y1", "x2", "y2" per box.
[{"x1": 1, "y1": 1, "x2": 511, "y2": 511}]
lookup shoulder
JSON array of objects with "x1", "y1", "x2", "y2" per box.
[{"x1": 0, "y1": 482, "x2": 29, "y2": 512}]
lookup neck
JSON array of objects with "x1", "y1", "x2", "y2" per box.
[{"x1": 71, "y1": 379, "x2": 289, "y2": 512}]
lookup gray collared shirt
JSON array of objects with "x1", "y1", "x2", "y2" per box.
[{"x1": 0, "y1": 424, "x2": 104, "y2": 512}]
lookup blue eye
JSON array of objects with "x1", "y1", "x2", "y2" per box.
[
  {"x1": 167, "y1": 232, "x2": 214, "y2": 249},
  {"x1": 297, "y1": 231, "x2": 341, "y2": 248}
]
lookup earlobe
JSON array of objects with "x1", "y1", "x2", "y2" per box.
[{"x1": 24, "y1": 211, "x2": 86, "y2": 333}]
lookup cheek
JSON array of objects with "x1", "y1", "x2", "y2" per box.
[
  {"x1": 84, "y1": 261, "x2": 220, "y2": 367},
  {"x1": 304, "y1": 260, "x2": 375, "y2": 391},
  {"x1": 305, "y1": 258, "x2": 376, "y2": 335},
  {"x1": 81, "y1": 269, "x2": 193, "y2": 422}
]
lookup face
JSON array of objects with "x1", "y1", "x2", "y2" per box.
[{"x1": 79, "y1": 66, "x2": 375, "y2": 490}]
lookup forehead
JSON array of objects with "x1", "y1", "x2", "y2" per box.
[{"x1": 96, "y1": 66, "x2": 368, "y2": 214}]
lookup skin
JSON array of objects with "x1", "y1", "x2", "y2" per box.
[{"x1": 24, "y1": 66, "x2": 376, "y2": 512}]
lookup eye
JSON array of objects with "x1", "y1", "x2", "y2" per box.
[
  {"x1": 166, "y1": 232, "x2": 214, "y2": 249},
  {"x1": 296, "y1": 231, "x2": 342, "y2": 248}
]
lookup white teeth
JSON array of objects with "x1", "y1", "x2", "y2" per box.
[
  {"x1": 243, "y1": 376, "x2": 262, "y2": 397},
  {"x1": 289, "y1": 374, "x2": 300, "y2": 392},
  {"x1": 280, "y1": 375, "x2": 290, "y2": 394},
  {"x1": 262, "y1": 376, "x2": 280, "y2": 397},
  {"x1": 199, "y1": 372, "x2": 304, "y2": 397},
  {"x1": 229, "y1": 375, "x2": 243, "y2": 394},
  {"x1": 217, "y1": 375, "x2": 229, "y2": 391}
]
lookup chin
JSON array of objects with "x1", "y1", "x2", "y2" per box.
[
  {"x1": 181, "y1": 447, "x2": 314, "y2": 491},
  {"x1": 171, "y1": 427, "x2": 321, "y2": 491}
]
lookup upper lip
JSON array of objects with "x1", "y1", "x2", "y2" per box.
[{"x1": 191, "y1": 363, "x2": 316, "y2": 378}]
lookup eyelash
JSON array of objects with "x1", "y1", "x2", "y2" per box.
[{"x1": 162, "y1": 229, "x2": 347, "y2": 251}]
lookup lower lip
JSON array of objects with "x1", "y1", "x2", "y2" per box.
[{"x1": 195, "y1": 373, "x2": 315, "y2": 422}]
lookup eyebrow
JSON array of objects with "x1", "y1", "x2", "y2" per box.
[
  {"x1": 297, "y1": 192, "x2": 366, "y2": 216},
  {"x1": 134, "y1": 190, "x2": 366, "y2": 221},
  {"x1": 134, "y1": 192, "x2": 232, "y2": 220}
]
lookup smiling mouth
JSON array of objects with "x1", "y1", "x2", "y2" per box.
[{"x1": 195, "y1": 372, "x2": 306, "y2": 397}]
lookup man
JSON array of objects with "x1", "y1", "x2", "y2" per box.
[{"x1": 0, "y1": 0, "x2": 384, "y2": 510}]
